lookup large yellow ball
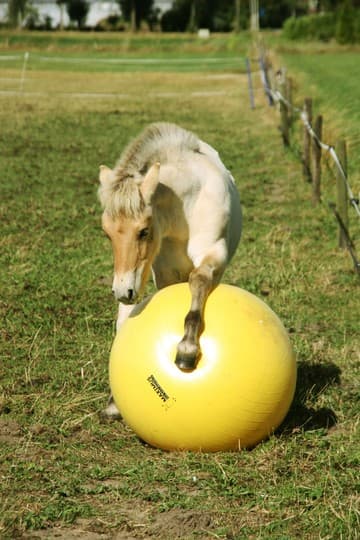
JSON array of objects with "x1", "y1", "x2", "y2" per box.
[{"x1": 109, "y1": 284, "x2": 296, "y2": 451}]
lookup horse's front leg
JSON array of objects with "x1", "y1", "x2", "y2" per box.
[
  {"x1": 101, "y1": 303, "x2": 134, "y2": 420},
  {"x1": 175, "y1": 254, "x2": 224, "y2": 370}
]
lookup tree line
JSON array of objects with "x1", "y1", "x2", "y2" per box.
[{"x1": 6, "y1": 0, "x2": 360, "y2": 32}]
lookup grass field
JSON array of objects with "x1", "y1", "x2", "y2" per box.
[
  {"x1": 0, "y1": 30, "x2": 249, "y2": 52},
  {"x1": 0, "y1": 32, "x2": 359, "y2": 539},
  {"x1": 278, "y1": 51, "x2": 360, "y2": 132},
  {"x1": 0, "y1": 30, "x2": 248, "y2": 74},
  {"x1": 270, "y1": 38, "x2": 360, "y2": 177}
]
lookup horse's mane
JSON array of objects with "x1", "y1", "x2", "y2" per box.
[{"x1": 99, "y1": 123, "x2": 200, "y2": 218}]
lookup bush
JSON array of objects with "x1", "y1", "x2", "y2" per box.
[
  {"x1": 283, "y1": 13, "x2": 337, "y2": 42},
  {"x1": 95, "y1": 15, "x2": 126, "y2": 31},
  {"x1": 356, "y1": 10, "x2": 360, "y2": 41},
  {"x1": 335, "y1": 0, "x2": 356, "y2": 44}
]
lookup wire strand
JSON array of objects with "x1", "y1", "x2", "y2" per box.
[{"x1": 266, "y1": 84, "x2": 360, "y2": 220}]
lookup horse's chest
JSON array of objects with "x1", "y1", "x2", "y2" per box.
[{"x1": 153, "y1": 237, "x2": 193, "y2": 288}]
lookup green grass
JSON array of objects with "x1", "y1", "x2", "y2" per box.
[
  {"x1": 267, "y1": 36, "x2": 360, "y2": 182},
  {"x1": 279, "y1": 50, "x2": 360, "y2": 139},
  {"x1": 0, "y1": 34, "x2": 359, "y2": 539},
  {"x1": 0, "y1": 30, "x2": 249, "y2": 52},
  {"x1": 265, "y1": 35, "x2": 360, "y2": 266},
  {"x1": 0, "y1": 30, "x2": 248, "y2": 73},
  {"x1": 0, "y1": 51, "x2": 245, "y2": 74}
]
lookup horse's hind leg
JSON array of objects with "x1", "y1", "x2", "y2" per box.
[{"x1": 175, "y1": 254, "x2": 224, "y2": 370}]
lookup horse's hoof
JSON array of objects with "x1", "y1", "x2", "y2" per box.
[{"x1": 175, "y1": 352, "x2": 197, "y2": 371}]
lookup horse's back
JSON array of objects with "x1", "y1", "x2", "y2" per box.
[
  {"x1": 185, "y1": 149, "x2": 242, "y2": 263},
  {"x1": 117, "y1": 122, "x2": 200, "y2": 175},
  {"x1": 157, "y1": 125, "x2": 242, "y2": 264}
]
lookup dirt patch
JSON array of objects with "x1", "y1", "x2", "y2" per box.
[
  {"x1": 22, "y1": 509, "x2": 213, "y2": 540},
  {"x1": 0, "y1": 417, "x2": 23, "y2": 443},
  {"x1": 146, "y1": 509, "x2": 212, "y2": 539},
  {"x1": 25, "y1": 529, "x2": 108, "y2": 540},
  {"x1": 108, "y1": 503, "x2": 212, "y2": 539}
]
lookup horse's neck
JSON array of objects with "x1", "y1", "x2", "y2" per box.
[{"x1": 152, "y1": 183, "x2": 187, "y2": 240}]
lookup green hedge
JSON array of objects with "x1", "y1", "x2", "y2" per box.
[
  {"x1": 283, "y1": 7, "x2": 360, "y2": 43},
  {"x1": 283, "y1": 13, "x2": 336, "y2": 42}
]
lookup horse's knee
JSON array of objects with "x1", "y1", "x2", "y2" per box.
[{"x1": 188, "y1": 267, "x2": 211, "y2": 306}]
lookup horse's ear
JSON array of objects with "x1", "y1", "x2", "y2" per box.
[
  {"x1": 140, "y1": 162, "x2": 160, "y2": 204},
  {"x1": 99, "y1": 165, "x2": 115, "y2": 186}
]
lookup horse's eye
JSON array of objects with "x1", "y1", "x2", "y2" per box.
[{"x1": 138, "y1": 228, "x2": 149, "y2": 240}]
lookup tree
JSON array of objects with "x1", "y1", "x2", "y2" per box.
[
  {"x1": 258, "y1": 0, "x2": 293, "y2": 28},
  {"x1": 66, "y1": 0, "x2": 89, "y2": 29},
  {"x1": 234, "y1": 0, "x2": 241, "y2": 32},
  {"x1": 161, "y1": 0, "x2": 191, "y2": 31},
  {"x1": 161, "y1": 0, "x2": 236, "y2": 32},
  {"x1": 57, "y1": 0, "x2": 66, "y2": 30},
  {"x1": 187, "y1": 0, "x2": 196, "y2": 32},
  {"x1": 8, "y1": 0, "x2": 28, "y2": 27},
  {"x1": 118, "y1": 0, "x2": 154, "y2": 31}
]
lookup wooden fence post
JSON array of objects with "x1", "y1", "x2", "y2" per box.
[
  {"x1": 286, "y1": 77, "x2": 293, "y2": 125},
  {"x1": 258, "y1": 55, "x2": 274, "y2": 106},
  {"x1": 335, "y1": 139, "x2": 349, "y2": 248},
  {"x1": 279, "y1": 79, "x2": 289, "y2": 147},
  {"x1": 302, "y1": 97, "x2": 312, "y2": 182},
  {"x1": 312, "y1": 115, "x2": 323, "y2": 204},
  {"x1": 245, "y1": 58, "x2": 255, "y2": 110}
]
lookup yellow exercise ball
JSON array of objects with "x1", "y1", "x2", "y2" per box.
[{"x1": 109, "y1": 283, "x2": 297, "y2": 452}]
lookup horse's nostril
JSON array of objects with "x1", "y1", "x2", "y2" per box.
[{"x1": 128, "y1": 289, "x2": 134, "y2": 301}]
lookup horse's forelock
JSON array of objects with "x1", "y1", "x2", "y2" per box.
[{"x1": 99, "y1": 175, "x2": 145, "y2": 219}]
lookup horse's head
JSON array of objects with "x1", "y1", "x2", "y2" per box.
[{"x1": 99, "y1": 163, "x2": 160, "y2": 304}]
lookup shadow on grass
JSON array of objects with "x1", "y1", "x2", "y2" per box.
[{"x1": 280, "y1": 361, "x2": 341, "y2": 433}]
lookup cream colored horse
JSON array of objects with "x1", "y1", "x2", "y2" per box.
[{"x1": 98, "y1": 123, "x2": 242, "y2": 418}]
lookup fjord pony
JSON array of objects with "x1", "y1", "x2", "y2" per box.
[{"x1": 99, "y1": 123, "x2": 242, "y2": 418}]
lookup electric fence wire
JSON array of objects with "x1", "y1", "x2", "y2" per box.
[
  {"x1": 0, "y1": 52, "x2": 243, "y2": 66},
  {"x1": 255, "y1": 56, "x2": 360, "y2": 274},
  {"x1": 267, "y1": 85, "x2": 360, "y2": 221}
]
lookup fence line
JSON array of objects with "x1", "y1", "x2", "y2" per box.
[
  {"x1": 270, "y1": 88, "x2": 360, "y2": 220},
  {"x1": 0, "y1": 51, "x2": 245, "y2": 96},
  {"x1": 0, "y1": 51, "x2": 244, "y2": 67},
  {"x1": 19, "y1": 51, "x2": 29, "y2": 93},
  {"x1": 0, "y1": 89, "x2": 234, "y2": 100},
  {"x1": 0, "y1": 51, "x2": 244, "y2": 100},
  {"x1": 0, "y1": 54, "x2": 24, "y2": 60},
  {"x1": 37, "y1": 55, "x2": 243, "y2": 65},
  {"x1": 247, "y1": 53, "x2": 360, "y2": 276}
]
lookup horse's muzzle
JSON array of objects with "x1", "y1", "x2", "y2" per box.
[{"x1": 113, "y1": 288, "x2": 137, "y2": 304}]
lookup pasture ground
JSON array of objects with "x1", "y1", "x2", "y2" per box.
[{"x1": 0, "y1": 32, "x2": 359, "y2": 539}]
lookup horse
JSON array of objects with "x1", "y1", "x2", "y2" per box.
[{"x1": 98, "y1": 122, "x2": 242, "y2": 419}]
